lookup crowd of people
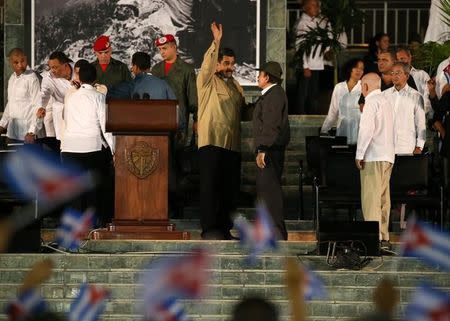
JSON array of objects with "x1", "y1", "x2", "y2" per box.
[
  {"x1": 0, "y1": 21, "x2": 291, "y2": 241},
  {"x1": 1, "y1": 1, "x2": 450, "y2": 321},
  {"x1": 2, "y1": 0, "x2": 450, "y2": 244},
  {"x1": 290, "y1": 0, "x2": 450, "y2": 248}
]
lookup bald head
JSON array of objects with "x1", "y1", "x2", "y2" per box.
[{"x1": 361, "y1": 73, "x2": 381, "y2": 97}]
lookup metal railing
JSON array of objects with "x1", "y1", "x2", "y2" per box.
[{"x1": 287, "y1": 0, "x2": 431, "y2": 46}]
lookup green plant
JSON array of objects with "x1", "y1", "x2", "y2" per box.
[
  {"x1": 320, "y1": 0, "x2": 365, "y2": 38},
  {"x1": 412, "y1": 41, "x2": 450, "y2": 76},
  {"x1": 439, "y1": 0, "x2": 450, "y2": 27},
  {"x1": 296, "y1": 0, "x2": 364, "y2": 56},
  {"x1": 294, "y1": 0, "x2": 364, "y2": 82},
  {"x1": 410, "y1": 0, "x2": 450, "y2": 76}
]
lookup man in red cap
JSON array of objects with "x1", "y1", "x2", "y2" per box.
[
  {"x1": 151, "y1": 34, "x2": 198, "y2": 140},
  {"x1": 91, "y1": 35, "x2": 131, "y2": 90},
  {"x1": 151, "y1": 34, "x2": 198, "y2": 219}
]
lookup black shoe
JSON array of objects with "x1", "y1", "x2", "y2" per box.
[{"x1": 380, "y1": 240, "x2": 392, "y2": 251}]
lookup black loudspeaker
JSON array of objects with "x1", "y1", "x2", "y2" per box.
[
  {"x1": 7, "y1": 219, "x2": 41, "y2": 253},
  {"x1": 318, "y1": 221, "x2": 380, "y2": 256}
]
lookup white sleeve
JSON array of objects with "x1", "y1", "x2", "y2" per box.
[
  {"x1": 0, "y1": 101, "x2": 10, "y2": 129},
  {"x1": 414, "y1": 95, "x2": 426, "y2": 149},
  {"x1": 356, "y1": 102, "x2": 376, "y2": 160},
  {"x1": 321, "y1": 84, "x2": 341, "y2": 133},
  {"x1": 97, "y1": 95, "x2": 114, "y2": 154},
  {"x1": 40, "y1": 75, "x2": 54, "y2": 108},
  {"x1": 436, "y1": 70, "x2": 447, "y2": 99},
  {"x1": 27, "y1": 75, "x2": 42, "y2": 133}
]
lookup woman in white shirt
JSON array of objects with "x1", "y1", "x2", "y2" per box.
[{"x1": 321, "y1": 58, "x2": 364, "y2": 145}]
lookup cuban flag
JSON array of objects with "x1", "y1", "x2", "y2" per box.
[
  {"x1": 69, "y1": 283, "x2": 110, "y2": 321},
  {"x1": 234, "y1": 201, "x2": 277, "y2": 262},
  {"x1": 56, "y1": 208, "x2": 94, "y2": 250},
  {"x1": 400, "y1": 219, "x2": 450, "y2": 271},
  {"x1": 405, "y1": 284, "x2": 450, "y2": 321},
  {"x1": 139, "y1": 248, "x2": 211, "y2": 319},
  {"x1": 2, "y1": 145, "x2": 94, "y2": 204},
  {"x1": 149, "y1": 297, "x2": 190, "y2": 321},
  {"x1": 6, "y1": 289, "x2": 47, "y2": 321},
  {"x1": 302, "y1": 265, "x2": 327, "y2": 301}
]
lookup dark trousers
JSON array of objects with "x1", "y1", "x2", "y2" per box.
[
  {"x1": 199, "y1": 145, "x2": 241, "y2": 238},
  {"x1": 296, "y1": 70, "x2": 321, "y2": 115},
  {"x1": 61, "y1": 147, "x2": 113, "y2": 226},
  {"x1": 256, "y1": 149, "x2": 287, "y2": 240},
  {"x1": 36, "y1": 137, "x2": 61, "y2": 154}
]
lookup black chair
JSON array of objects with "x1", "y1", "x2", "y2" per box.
[
  {"x1": 305, "y1": 135, "x2": 348, "y2": 182},
  {"x1": 299, "y1": 136, "x2": 347, "y2": 218},
  {"x1": 315, "y1": 152, "x2": 445, "y2": 238},
  {"x1": 314, "y1": 149, "x2": 361, "y2": 234},
  {"x1": 390, "y1": 154, "x2": 444, "y2": 229}
]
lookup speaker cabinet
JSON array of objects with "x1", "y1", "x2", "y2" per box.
[
  {"x1": 318, "y1": 221, "x2": 380, "y2": 256},
  {"x1": 7, "y1": 220, "x2": 41, "y2": 253}
]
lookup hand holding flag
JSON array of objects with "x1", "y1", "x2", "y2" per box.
[
  {"x1": 56, "y1": 208, "x2": 95, "y2": 250},
  {"x1": 69, "y1": 283, "x2": 110, "y2": 321},
  {"x1": 406, "y1": 283, "x2": 450, "y2": 321},
  {"x1": 139, "y1": 248, "x2": 212, "y2": 320},
  {"x1": 400, "y1": 219, "x2": 450, "y2": 271},
  {"x1": 6, "y1": 289, "x2": 47, "y2": 321},
  {"x1": 234, "y1": 201, "x2": 277, "y2": 263}
]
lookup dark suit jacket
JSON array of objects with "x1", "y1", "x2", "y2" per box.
[{"x1": 252, "y1": 84, "x2": 290, "y2": 152}]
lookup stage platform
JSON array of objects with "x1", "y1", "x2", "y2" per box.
[{"x1": 0, "y1": 239, "x2": 448, "y2": 321}]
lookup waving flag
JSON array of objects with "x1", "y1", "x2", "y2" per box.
[
  {"x1": 56, "y1": 208, "x2": 94, "y2": 250},
  {"x1": 400, "y1": 219, "x2": 450, "y2": 271},
  {"x1": 69, "y1": 283, "x2": 110, "y2": 321},
  {"x1": 139, "y1": 248, "x2": 211, "y2": 319},
  {"x1": 150, "y1": 297, "x2": 190, "y2": 321},
  {"x1": 6, "y1": 289, "x2": 47, "y2": 321},
  {"x1": 302, "y1": 265, "x2": 327, "y2": 301},
  {"x1": 406, "y1": 284, "x2": 450, "y2": 321},
  {"x1": 2, "y1": 145, "x2": 94, "y2": 204},
  {"x1": 234, "y1": 201, "x2": 277, "y2": 262}
]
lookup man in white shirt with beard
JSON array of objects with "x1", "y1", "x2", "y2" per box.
[
  {"x1": 383, "y1": 62, "x2": 426, "y2": 155},
  {"x1": 36, "y1": 51, "x2": 75, "y2": 152},
  {"x1": 0, "y1": 48, "x2": 42, "y2": 143},
  {"x1": 356, "y1": 73, "x2": 395, "y2": 249}
]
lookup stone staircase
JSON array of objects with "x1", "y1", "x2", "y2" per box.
[
  {"x1": 240, "y1": 115, "x2": 325, "y2": 203},
  {"x1": 3, "y1": 115, "x2": 445, "y2": 321},
  {"x1": 0, "y1": 242, "x2": 449, "y2": 321}
]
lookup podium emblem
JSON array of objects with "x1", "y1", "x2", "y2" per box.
[{"x1": 126, "y1": 141, "x2": 159, "y2": 179}]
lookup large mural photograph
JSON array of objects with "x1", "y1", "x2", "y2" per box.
[{"x1": 33, "y1": 0, "x2": 262, "y2": 85}]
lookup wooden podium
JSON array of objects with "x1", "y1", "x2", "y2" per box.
[{"x1": 92, "y1": 99, "x2": 189, "y2": 240}]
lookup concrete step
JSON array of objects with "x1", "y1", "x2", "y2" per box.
[
  {"x1": 240, "y1": 137, "x2": 305, "y2": 153},
  {"x1": 241, "y1": 174, "x2": 299, "y2": 186},
  {"x1": 241, "y1": 183, "x2": 299, "y2": 193},
  {"x1": 0, "y1": 252, "x2": 448, "y2": 321},
  {"x1": 241, "y1": 150, "x2": 305, "y2": 162},
  {"x1": 240, "y1": 115, "x2": 326, "y2": 137},
  {"x1": 242, "y1": 161, "x2": 301, "y2": 174}
]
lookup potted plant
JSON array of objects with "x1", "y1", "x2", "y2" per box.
[
  {"x1": 412, "y1": 0, "x2": 450, "y2": 76},
  {"x1": 294, "y1": 0, "x2": 364, "y2": 83}
]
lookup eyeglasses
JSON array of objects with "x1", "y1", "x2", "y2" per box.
[{"x1": 390, "y1": 70, "x2": 405, "y2": 75}]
